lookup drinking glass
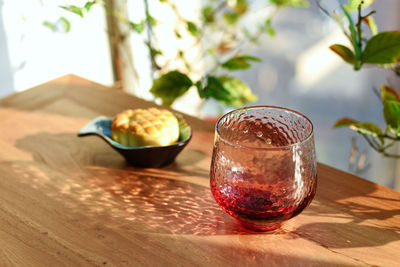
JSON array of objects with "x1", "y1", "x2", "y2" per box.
[{"x1": 210, "y1": 106, "x2": 317, "y2": 231}]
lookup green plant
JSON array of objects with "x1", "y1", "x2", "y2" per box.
[
  {"x1": 50, "y1": 0, "x2": 309, "y2": 108},
  {"x1": 147, "y1": 0, "x2": 308, "y2": 107},
  {"x1": 318, "y1": 0, "x2": 400, "y2": 158},
  {"x1": 334, "y1": 84, "x2": 400, "y2": 158}
]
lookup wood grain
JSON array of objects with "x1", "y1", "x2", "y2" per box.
[{"x1": 0, "y1": 74, "x2": 399, "y2": 266}]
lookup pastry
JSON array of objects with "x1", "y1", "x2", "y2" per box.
[{"x1": 111, "y1": 108, "x2": 180, "y2": 147}]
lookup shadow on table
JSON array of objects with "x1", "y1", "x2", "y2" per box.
[
  {"x1": 11, "y1": 132, "x2": 400, "y2": 248},
  {"x1": 294, "y1": 220, "x2": 400, "y2": 249},
  {"x1": 165, "y1": 240, "x2": 363, "y2": 267}
]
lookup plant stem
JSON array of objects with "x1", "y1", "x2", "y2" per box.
[
  {"x1": 362, "y1": 134, "x2": 380, "y2": 151},
  {"x1": 356, "y1": 2, "x2": 363, "y2": 48},
  {"x1": 382, "y1": 140, "x2": 397, "y2": 150},
  {"x1": 379, "y1": 134, "x2": 400, "y2": 141},
  {"x1": 143, "y1": 0, "x2": 156, "y2": 75},
  {"x1": 314, "y1": 0, "x2": 332, "y2": 19},
  {"x1": 382, "y1": 152, "x2": 400, "y2": 158},
  {"x1": 371, "y1": 135, "x2": 382, "y2": 149},
  {"x1": 361, "y1": 11, "x2": 376, "y2": 20},
  {"x1": 315, "y1": 0, "x2": 351, "y2": 44},
  {"x1": 342, "y1": 6, "x2": 362, "y2": 70},
  {"x1": 362, "y1": 134, "x2": 400, "y2": 158}
]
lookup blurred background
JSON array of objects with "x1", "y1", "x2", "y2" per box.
[{"x1": 0, "y1": 0, "x2": 399, "y2": 189}]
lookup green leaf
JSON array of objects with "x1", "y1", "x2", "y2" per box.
[
  {"x1": 146, "y1": 12, "x2": 157, "y2": 26},
  {"x1": 217, "y1": 76, "x2": 257, "y2": 107},
  {"x1": 223, "y1": 12, "x2": 240, "y2": 25},
  {"x1": 130, "y1": 22, "x2": 144, "y2": 33},
  {"x1": 357, "y1": 122, "x2": 382, "y2": 135},
  {"x1": 42, "y1": 17, "x2": 71, "y2": 33},
  {"x1": 174, "y1": 29, "x2": 182, "y2": 38},
  {"x1": 151, "y1": 48, "x2": 162, "y2": 57},
  {"x1": 362, "y1": 31, "x2": 400, "y2": 64},
  {"x1": 202, "y1": 5, "x2": 214, "y2": 23},
  {"x1": 195, "y1": 81, "x2": 204, "y2": 98},
  {"x1": 84, "y1": 1, "x2": 95, "y2": 13},
  {"x1": 383, "y1": 100, "x2": 400, "y2": 130},
  {"x1": 59, "y1": 17, "x2": 71, "y2": 32},
  {"x1": 145, "y1": 42, "x2": 162, "y2": 57},
  {"x1": 206, "y1": 47, "x2": 215, "y2": 56},
  {"x1": 269, "y1": 0, "x2": 308, "y2": 7},
  {"x1": 186, "y1": 21, "x2": 199, "y2": 37},
  {"x1": 150, "y1": 71, "x2": 193, "y2": 106},
  {"x1": 363, "y1": 16, "x2": 378, "y2": 36},
  {"x1": 233, "y1": 0, "x2": 248, "y2": 14},
  {"x1": 221, "y1": 55, "x2": 261, "y2": 71},
  {"x1": 358, "y1": 122, "x2": 384, "y2": 143},
  {"x1": 329, "y1": 44, "x2": 355, "y2": 64},
  {"x1": 263, "y1": 18, "x2": 275, "y2": 37},
  {"x1": 59, "y1": 5, "x2": 84, "y2": 18},
  {"x1": 202, "y1": 76, "x2": 232, "y2": 102},
  {"x1": 345, "y1": 0, "x2": 374, "y2": 11},
  {"x1": 333, "y1": 118, "x2": 359, "y2": 128},
  {"x1": 198, "y1": 76, "x2": 258, "y2": 107},
  {"x1": 334, "y1": 118, "x2": 383, "y2": 143},
  {"x1": 381, "y1": 84, "x2": 400, "y2": 103},
  {"x1": 42, "y1": 21, "x2": 57, "y2": 32}
]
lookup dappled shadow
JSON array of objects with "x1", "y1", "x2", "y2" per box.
[
  {"x1": 2, "y1": 158, "x2": 275, "y2": 236},
  {"x1": 13, "y1": 132, "x2": 246, "y2": 235},
  {"x1": 187, "y1": 240, "x2": 362, "y2": 266},
  {"x1": 11, "y1": 131, "x2": 400, "y2": 249},
  {"x1": 290, "y1": 177, "x2": 400, "y2": 251},
  {"x1": 84, "y1": 167, "x2": 258, "y2": 235},
  {"x1": 295, "y1": 221, "x2": 400, "y2": 249}
]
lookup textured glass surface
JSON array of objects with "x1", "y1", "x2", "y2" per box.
[{"x1": 210, "y1": 106, "x2": 317, "y2": 231}]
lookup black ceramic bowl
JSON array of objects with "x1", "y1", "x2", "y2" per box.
[{"x1": 78, "y1": 114, "x2": 192, "y2": 168}]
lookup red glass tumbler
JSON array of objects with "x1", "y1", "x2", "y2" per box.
[{"x1": 210, "y1": 106, "x2": 317, "y2": 231}]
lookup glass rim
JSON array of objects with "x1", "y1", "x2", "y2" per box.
[{"x1": 215, "y1": 105, "x2": 314, "y2": 150}]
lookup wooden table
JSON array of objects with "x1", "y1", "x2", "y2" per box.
[{"x1": 0, "y1": 75, "x2": 399, "y2": 267}]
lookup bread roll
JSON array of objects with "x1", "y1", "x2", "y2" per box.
[{"x1": 111, "y1": 108, "x2": 180, "y2": 147}]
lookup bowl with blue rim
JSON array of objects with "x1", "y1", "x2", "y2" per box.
[{"x1": 78, "y1": 112, "x2": 192, "y2": 168}]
